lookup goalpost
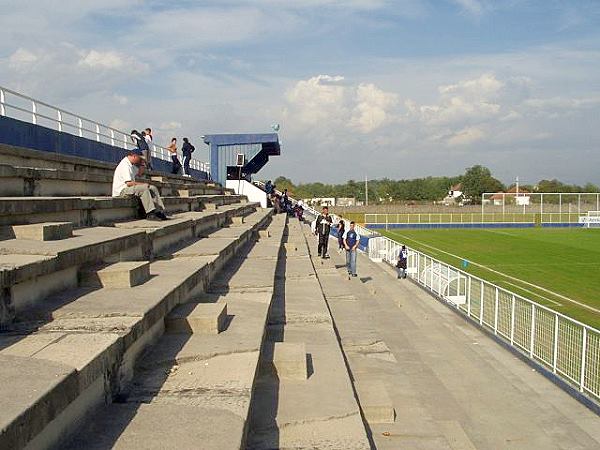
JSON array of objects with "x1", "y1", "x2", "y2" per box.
[{"x1": 584, "y1": 211, "x2": 600, "y2": 228}]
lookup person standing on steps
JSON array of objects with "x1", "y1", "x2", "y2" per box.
[
  {"x1": 167, "y1": 137, "x2": 181, "y2": 174},
  {"x1": 144, "y1": 127, "x2": 154, "y2": 171},
  {"x1": 181, "y1": 137, "x2": 195, "y2": 177},
  {"x1": 343, "y1": 221, "x2": 360, "y2": 277},
  {"x1": 337, "y1": 220, "x2": 345, "y2": 254},
  {"x1": 396, "y1": 245, "x2": 408, "y2": 279},
  {"x1": 315, "y1": 206, "x2": 333, "y2": 259}
]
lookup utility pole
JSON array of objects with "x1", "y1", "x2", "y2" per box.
[
  {"x1": 516, "y1": 176, "x2": 519, "y2": 195},
  {"x1": 365, "y1": 175, "x2": 369, "y2": 206}
]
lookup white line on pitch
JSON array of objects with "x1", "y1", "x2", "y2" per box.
[{"x1": 393, "y1": 233, "x2": 600, "y2": 315}]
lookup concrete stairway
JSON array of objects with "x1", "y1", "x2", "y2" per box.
[
  {"x1": 245, "y1": 220, "x2": 371, "y2": 449},
  {"x1": 0, "y1": 203, "x2": 275, "y2": 449},
  {"x1": 0, "y1": 143, "x2": 227, "y2": 197},
  {"x1": 61, "y1": 213, "x2": 287, "y2": 449}
]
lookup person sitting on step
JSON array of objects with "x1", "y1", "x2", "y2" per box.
[{"x1": 112, "y1": 148, "x2": 168, "y2": 221}]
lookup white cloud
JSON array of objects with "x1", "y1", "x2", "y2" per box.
[
  {"x1": 8, "y1": 48, "x2": 39, "y2": 71},
  {"x1": 159, "y1": 121, "x2": 183, "y2": 131},
  {"x1": 451, "y1": 0, "x2": 486, "y2": 17},
  {"x1": 285, "y1": 75, "x2": 397, "y2": 133},
  {"x1": 350, "y1": 83, "x2": 398, "y2": 132},
  {"x1": 446, "y1": 126, "x2": 485, "y2": 146},
  {"x1": 78, "y1": 50, "x2": 127, "y2": 69},
  {"x1": 112, "y1": 94, "x2": 128, "y2": 105}
]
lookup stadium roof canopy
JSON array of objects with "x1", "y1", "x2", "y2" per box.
[{"x1": 203, "y1": 133, "x2": 280, "y2": 185}]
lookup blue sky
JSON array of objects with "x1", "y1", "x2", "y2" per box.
[{"x1": 1, "y1": 0, "x2": 600, "y2": 185}]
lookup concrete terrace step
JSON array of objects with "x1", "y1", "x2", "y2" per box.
[
  {"x1": 0, "y1": 194, "x2": 248, "y2": 227},
  {"x1": 0, "y1": 143, "x2": 218, "y2": 190},
  {"x1": 0, "y1": 209, "x2": 277, "y2": 450},
  {"x1": 0, "y1": 203, "x2": 260, "y2": 327},
  {"x1": 0, "y1": 163, "x2": 223, "y2": 197},
  {"x1": 60, "y1": 213, "x2": 286, "y2": 450},
  {"x1": 246, "y1": 220, "x2": 371, "y2": 450}
]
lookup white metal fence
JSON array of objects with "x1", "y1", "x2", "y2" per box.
[
  {"x1": 256, "y1": 182, "x2": 600, "y2": 403},
  {"x1": 0, "y1": 85, "x2": 210, "y2": 174},
  {"x1": 365, "y1": 212, "x2": 588, "y2": 226},
  {"x1": 368, "y1": 234, "x2": 600, "y2": 403}
]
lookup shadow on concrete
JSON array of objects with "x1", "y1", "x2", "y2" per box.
[
  {"x1": 245, "y1": 221, "x2": 288, "y2": 450},
  {"x1": 62, "y1": 222, "x2": 273, "y2": 449}
]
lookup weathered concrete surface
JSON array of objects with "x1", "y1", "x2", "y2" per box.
[
  {"x1": 64, "y1": 403, "x2": 246, "y2": 450},
  {"x1": 309, "y1": 227, "x2": 600, "y2": 450},
  {"x1": 354, "y1": 380, "x2": 395, "y2": 424},
  {"x1": 80, "y1": 261, "x2": 151, "y2": 288},
  {"x1": 271, "y1": 342, "x2": 307, "y2": 380},
  {"x1": 0, "y1": 355, "x2": 77, "y2": 450},
  {"x1": 60, "y1": 213, "x2": 287, "y2": 450},
  {"x1": 166, "y1": 302, "x2": 228, "y2": 334},
  {"x1": 246, "y1": 220, "x2": 371, "y2": 450},
  {"x1": 11, "y1": 222, "x2": 73, "y2": 241},
  {"x1": 0, "y1": 207, "x2": 276, "y2": 449}
]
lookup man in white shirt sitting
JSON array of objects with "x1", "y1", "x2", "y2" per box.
[{"x1": 112, "y1": 149, "x2": 167, "y2": 221}]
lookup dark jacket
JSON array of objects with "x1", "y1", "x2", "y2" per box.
[
  {"x1": 315, "y1": 214, "x2": 332, "y2": 237},
  {"x1": 182, "y1": 142, "x2": 195, "y2": 157}
]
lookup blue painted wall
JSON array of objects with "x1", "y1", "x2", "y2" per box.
[
  {"x1": 0, "y1": 116, "x2": 209, "y2": 179},
  {"x1": 367, "y1": 222, "x2": 584, "y2": 230}
]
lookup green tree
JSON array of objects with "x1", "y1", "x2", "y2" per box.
[{"x1": 461, "y1": 165, "x2": 504, "y2": 203}]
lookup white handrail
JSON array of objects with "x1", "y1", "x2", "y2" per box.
[
  {"x1": 252, "y1": 181, "x2": 600, "y2": 402},
  {"x1": 0, "y1": 85, "x2": 210, "y2": 174},
  {"x1": 368, "y1": 231, "x2": 600, "y2": 401}
]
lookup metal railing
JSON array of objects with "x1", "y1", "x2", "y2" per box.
[
  {"x1": 364, "y1": 212, "x2": 588, "y2": 226},
  {"x1": 0, "y1": 85, "x2": 210, "y2": 174},
  {"x1": 368, "y1": 234, "x2": 600, "y2": 402},
  {"x1": 252, "y1": 183, "x2": 600, "y2": 402}
]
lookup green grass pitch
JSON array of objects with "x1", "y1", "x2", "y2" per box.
[{"x1": 382, "y1": 228, "x2": 600, "y2": 329}]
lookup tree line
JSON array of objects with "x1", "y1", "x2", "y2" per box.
[{"x1": 269, "y1": 165, "x2": 599, "y2": 204}]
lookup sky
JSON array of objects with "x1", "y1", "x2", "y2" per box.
[{"x1": 1, "y1": 0, "x2": 599, "y2": 185}]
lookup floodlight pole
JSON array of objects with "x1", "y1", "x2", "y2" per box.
[{"x1": 365, "y1": 175, "x2": 369, "y2": 206}]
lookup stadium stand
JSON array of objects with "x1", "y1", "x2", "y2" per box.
[{"x1": 0, "y1": 143, "x2": 278, "y2": 449}]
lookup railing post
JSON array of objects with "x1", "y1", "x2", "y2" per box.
[
  {"x1": 110, "y1": 129, "x2": 115, "y2": 146},
  {"x1": 580, "y1": 327, "x2": 587, "y2": 392},
  {"x1": 31, "y1": 100, "x2": 37, "y2": 125},
  {"x1": 0, "y1": 88, "x2": 5, "y2": 116},
  {"x1": 494, "y1": 287, "x2": 499, "y2": 334},
  {"x1": 479, "y1": 280, "x2": 484, "y2": 325},
  {"x1": 510, "y1": 295, "x2": 516, "y2": 345},
  {"x1": 57, "y1": 110, "x2": 62, "y2": 132},
  {"x1": 553, "y1": 314, "x2": 559, "y2": 373},
  {"x1": 530, "y1": 304, "x2": 536, "y2": 358},
  {"x1": 95, "y1": 124, "x2": 100, "y2": 142},
  {"x1": 467, "y1": 276, "x2": 472, "y2": 316},
  {"x1": 123, "y1": 133, "x2": 128, "y2": 149},
  {"x1": 78, "y1": 118, "x2": 83, "y2": 137}
]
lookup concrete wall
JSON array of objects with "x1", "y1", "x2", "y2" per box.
[
  {"x1": 0, "y1": 116, "x2": 208, "y2": 179},
  {"x1": 226, "y1": 180, "x2": 268, "y2": 208}
]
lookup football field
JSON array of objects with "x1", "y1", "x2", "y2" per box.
[{"x1": 382, "y1": 228, "x2": 600, "y2": 329}]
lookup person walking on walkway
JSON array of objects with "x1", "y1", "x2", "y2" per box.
[
  {"x1": 167, "y1": 137, "x2": 181, "y2": 174},
  {"x1": 315, "y1": 206, "x2": 333, "y2": 259},
  {"x1": 343, "y1": 221, "x2": 360, "y2": 277},
  {"x1": 181, "y1": 137, "x2": 195, "y2": 176},
  {"x1": 112, "y1": 148, "x2": 168, "y2": 221},
  {"x1": 396, "y1": 245, "x2": 408, "y2": 279},
  {"x1": 337, "y1": 220, "x2": 345, "y2": 254}
]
